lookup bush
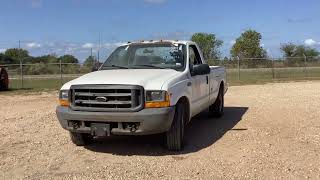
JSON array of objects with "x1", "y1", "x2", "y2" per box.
[{"x1": 23, "y1": 63, "x2": 59, "y2": 75}]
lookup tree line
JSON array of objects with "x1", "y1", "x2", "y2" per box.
[
  {"x1": 0, "y1": 49, "x2": 97, "y2": 75},
  {"x1": 191, "y1": 30, "x2": 320, "y2": 68},
  {"x1": 1, "y1": 29, "x2": 320, "y2": 74}
]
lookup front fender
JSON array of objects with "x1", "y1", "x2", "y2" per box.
[{"x1": 166, "y1": 79, "x2": 192, "y2": 120}]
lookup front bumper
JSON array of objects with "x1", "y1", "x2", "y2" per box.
[{"x1": 56, "y1": 106, "x2": 175, "y2": 135}]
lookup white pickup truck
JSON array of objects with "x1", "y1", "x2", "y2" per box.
[{"x1": 56, "y1": 40, "x2": 227, "y2": 151}]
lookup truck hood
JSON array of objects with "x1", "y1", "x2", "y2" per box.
[{"x1": 61, "y1": 69, "x2": 181, "y2": 90}]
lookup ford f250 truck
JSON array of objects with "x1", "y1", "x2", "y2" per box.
[{"x1": 56, "y1": 40, "x2": 227, "y2": 151}]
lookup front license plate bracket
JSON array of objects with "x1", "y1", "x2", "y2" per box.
[{"x1": 91, "y1": 123, "x2": 110, "y2": 137}]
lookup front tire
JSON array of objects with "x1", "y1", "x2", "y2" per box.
[
  {"x1": 69, "y1": 132, "x2": 93, "y2": 146},
  {"x1": 209, "y1": 86, "x2": 224, "y2": 117},
  {"x1": 165, "y1": 102, "x2": 185, "y2": 151}
]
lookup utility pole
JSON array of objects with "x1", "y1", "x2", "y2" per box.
[
  {"x1": 97, "y1": 32, "x2": 101, "y2": 64},
  {"x1": 59, "y1": 54, "x2": 62, "y2": 85},
  {"x1": 97, "y1": 51, "x2": 100, "y2": 63},
  {"x1": 90, "y1": 48, "x2": 94, "y2": 69}
]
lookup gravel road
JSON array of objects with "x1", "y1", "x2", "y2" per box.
[{"x1": 0, "y1": 81, "x2": 319, "y2": 179}]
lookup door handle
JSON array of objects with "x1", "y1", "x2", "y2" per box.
[
  {"x1": 206, "y1": 76, "x2": 209, "y2": 84},
  {"x1": 187, "y1": 82, "x2": 192, "y2": 86}
]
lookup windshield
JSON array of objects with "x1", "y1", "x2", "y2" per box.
[{"x1": 101, "y1": 43, "x2": 186, "y2": 71}]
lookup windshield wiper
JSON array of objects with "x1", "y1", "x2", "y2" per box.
[
  {"x1": 102, "y1": 65, "x2": 129, "y2": 69},
  {"x1": 133, "y1": 64, "x2": 165, "y2": 69}
]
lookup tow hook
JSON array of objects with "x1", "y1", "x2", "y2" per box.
[
  {"x1": 128, "y1": 124, "x2": 137, "y2": 132},
  {"x1": 69, "y1": 121, "x2": 80, "y2": 129},
  {"x1": 124, "y1": 123, "x2": 138, "y2": 132}
]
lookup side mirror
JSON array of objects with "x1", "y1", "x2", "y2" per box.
[
  {"x1": 91, "y1": 62, "x2": 102, "y2": 72},
  {"x1": 91, "y1": 66, "x2": 99, "y2": 72},
  {"x1": 191, "y1": 64, "x2": 210, "y2": 76}
]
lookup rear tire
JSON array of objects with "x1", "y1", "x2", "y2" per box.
[
  {"x1": 209, "y1": 85, "x2": 224, "y2": 117},
  {"x1": 165, "y1": 102, "x2": 185, "y2": 151},
  {"x1": 69, "y1": 132, "x2": 93, "y2": 146}
]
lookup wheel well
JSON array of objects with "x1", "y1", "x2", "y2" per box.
[{"x1": 177, "y1": 96, "x2": 190, "y2": 125}]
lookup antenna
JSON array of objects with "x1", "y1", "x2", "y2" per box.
[{"x1": 98, "y1": 32, "x2": 101, "y2": 63}]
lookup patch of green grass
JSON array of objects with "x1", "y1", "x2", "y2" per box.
[
  {"x1": 227, "y1": 67, "x2": 320, "y2": 85},
  {"x1": 6, "y1": 78, "x2": 74, "y2": 94},
  {"x1": 3, "y1": 66, "x2": 320, "y2": 93}
]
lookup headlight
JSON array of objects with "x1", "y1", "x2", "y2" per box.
[
  {"x1": 146, "y1": 91, "x2": 166, "y2": 102},
  {"x1": 145, "y1": 90, "x2": 170, "y2": 108},
  {"x1": 59, "y1": 90, "x2": 70, "y2": 106}
]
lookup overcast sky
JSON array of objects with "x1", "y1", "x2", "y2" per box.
[{"x1": 0, "y1": 0, "x2": 319, "y2": 61}]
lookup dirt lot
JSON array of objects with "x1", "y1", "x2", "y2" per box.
[{"x1": 0, "y1": 81, "x2": 319, "y2": 179}]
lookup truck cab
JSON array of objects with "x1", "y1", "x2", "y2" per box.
[{"x1": 56, "y1": 40, "x2": 227, "y2": 151}]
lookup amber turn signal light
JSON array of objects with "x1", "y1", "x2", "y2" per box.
[
  {"x1": 59, "y1": 99, "x2": 70, "y2": 106},
  {"x1": 145, "y1": 93, "x2": 170, "y2": 108}
]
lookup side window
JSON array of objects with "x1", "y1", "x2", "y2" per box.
[
  {"x1": 189, "y1": 45, "x2": 202, "y2": 65},
  {"x1": 189, "y1": 47, "x2": 196, "y2": 65}
]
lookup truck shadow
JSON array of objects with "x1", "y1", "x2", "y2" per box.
[{"x1": 84, "y1": 106, "x2": 248, "y2": 156}]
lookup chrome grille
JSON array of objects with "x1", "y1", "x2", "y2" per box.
[{"x1": 70, "y1": 85, "x2": 144, "y2": 112}]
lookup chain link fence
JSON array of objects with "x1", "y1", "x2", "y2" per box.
[
  {"x1": 209, "y1": 56, "x2": 320, "y2": 85},
  {"x1": 2, "y1": 62, "x2": 93, "y2": 90},
  {"x1": 1, "y1": 56, "x2": 320, "y2": 90}
]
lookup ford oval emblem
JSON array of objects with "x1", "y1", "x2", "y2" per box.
[{"x1": 95, "y1": 96, "x2": 108, "y2": 102}]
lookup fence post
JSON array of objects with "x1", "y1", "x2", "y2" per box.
[
  {"x1": 272, "y1": 57, "x2": 275, "y2": 79},
  {"x1": 19, "y1": 59, "x2": 23, "y2": 89},
  {"x1": 18, "y1": 40, "x2": 24, "y2": 89},
  {"x1": 303, "y1": 54, "x2": 307, "y2": 78},
  {"x1": 59, "y1": 58, "x2": 62, "y2": 85},
  {"x1": 237, "y1": 56, "x2": 240, "y2": 81}
]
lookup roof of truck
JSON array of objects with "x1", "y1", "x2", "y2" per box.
[{"x1": 122, "y1": 40, "x2": 193, "y2": 46}]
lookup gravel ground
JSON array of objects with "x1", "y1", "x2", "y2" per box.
[{"x1": 0, "y1": 81, "x2": 320, "y2": 179}]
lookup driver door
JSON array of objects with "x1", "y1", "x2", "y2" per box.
[{"x1": 189, "y1": 45, "x2": 210, "y2": 116}]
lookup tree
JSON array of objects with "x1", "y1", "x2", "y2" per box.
[
  {"x1": 0, "y1": 53, "x2": 15, "y2": 64},
  {"x1": 231, "y1": 30, "x2": 267, "y2": 58},
  {"x1": 296, "y1": 45, "x2": 319, "y2": 57},
  {"x1": 24, "y1": 55, "x2": 58, "y2": 64},
  {"x1": 191, "y1": 33, "x2": 223, "y2": 60},
  {"x1": 280, "y1": 43, "x2": 320, "y2": 66},
  {"x1": 59, "y1": 55, "x2": 79, "y2": 63},
  {"x1": 4, "y1": 48, "x2": 29, "y2": 63},
  {"x1": 280, "y1": 43, "x2": 296, "y2": 57},
  {"x1": 83, "y1": 55, "x2": 95, "y2": 67},
  {"x1": 280, "y1": 43, "x2": 320, "y2": 57}
]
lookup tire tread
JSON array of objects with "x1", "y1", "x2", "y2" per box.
[{"x1": 166, "y1": 103, "x2": 184, "y2": 151}]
